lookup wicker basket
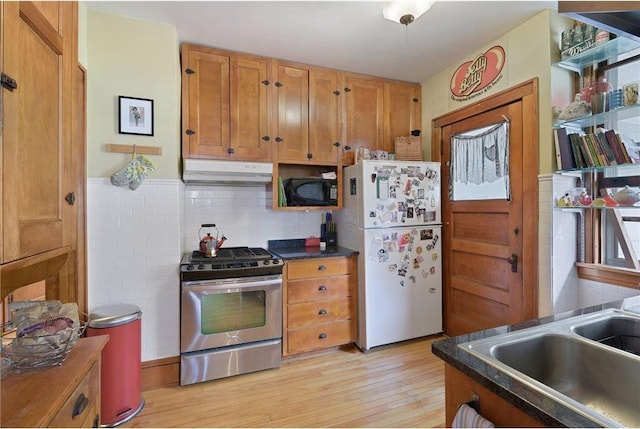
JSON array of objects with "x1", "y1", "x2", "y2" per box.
[
  {"x1": 394, "y1": 136, "x2": 422, "y2": 161},
  {"x1": 1, "y1": 321, "x2": 87, "y2": 369}
]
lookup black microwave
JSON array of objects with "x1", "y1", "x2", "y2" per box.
[{"x1": 284, "y1": 178, "x2": 338, "y2": 206}]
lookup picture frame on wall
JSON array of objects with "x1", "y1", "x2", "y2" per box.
[{"x1": 118, "y1": 96, "x2": 154, "y2": 136}]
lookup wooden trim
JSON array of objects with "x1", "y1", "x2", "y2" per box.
[
  {"x1": 106, "y1": 143, "x2": 163, "y2": 156},
  {"x1": 19, "y1": 1, "x2": 63, "y2": 54},
  {"x1": 558, "y1": 1, "x2": 640, "y2": 13},
  {"x1": 577, "y1": 262, "x2": 640, "y2": 289},
  {"x1": 141, "y1": 356, "x2": 180, "y2": 390},
  {"x1": 1, "y1": 246, "x2": 71, "y2": 300}
]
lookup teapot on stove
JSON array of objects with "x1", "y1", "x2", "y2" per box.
[{"x1": 198, "y1": 224, "x2": 226, "y2": 256}]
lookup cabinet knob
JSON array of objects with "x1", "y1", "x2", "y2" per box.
[
  {"x1": 412, "y1": 97, "x2": 419, "y2": 103},
  {"x1": 344, "y1": 145, "x2": 352, "y2": 151},
  {"x1": 307, "y1": 153, "x2": 313, "y2": 159},
  {"x1": 333, "y1": 90, "x2": 340, "y2": 96},
  {"x1": 275, "y1": 137, "x2": 283, "y2": 143},
  {"x1": 333, "y1": 142, "x2": 341, "y2": 147},
  {"x1": 185, "y1": 129, "x2": 196, "y2": 135},
  {"x1": 318, "y1": 333, "x2": 327, "y2": 340},
  {"x1": 318, "y1": 265, "x2": 326, "y2": 271},
  {"x1": 344, "y1": 87, "x2": 351, "y2": 92},
  {"x1": 318, "y1": 309, "x2": 327, "y2": 315},
  {"x1": 262, "y1": 136, "x2": 271, "y2": 141},
  {"x1": 318, "y1": 285, "x2": 327, "y2": 291},
  {"x1": 72, "y1": 393, "x2": 89, "y2": 418},
  {"x1": 261, "y1": 80, "x2": 270, "y2": 86},
  {"x1": 65, "y1": 192, "x2": 76, "y2": 205}
]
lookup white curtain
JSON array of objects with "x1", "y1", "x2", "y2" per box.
[{"x1": 451, "y1": 120, "x2": 510, "y2": 200}]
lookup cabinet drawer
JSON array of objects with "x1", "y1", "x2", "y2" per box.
[
  {"x1": 288, "y1": 320, "x2": 356, "y2": 354},
  {"x1": 288, "y1": 275, "x2": 354, "y2": 304},
  {"x1": 288, "y1": 298, "x2": 355, "y2": 329},
  {"x1": 286, "y1": 257, "x2": 355, "y2": 280},
  {"x1": 49, "y1": 361, "x2": 100, "y2": 427}
]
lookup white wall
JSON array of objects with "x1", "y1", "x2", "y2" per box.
[{"x1": 86, "y1": 10, "x2": 181, "y2": 180}]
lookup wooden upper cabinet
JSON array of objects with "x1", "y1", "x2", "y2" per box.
[
  {"x1": 181, "y1": 44, "x2": 273, "y2": 161},
  {"x1": 2, "y1": 1, "x2": 77, "y2": 263},
  {"x1": 344, "y1": 73, "x2": 385, "y2": 155},
  {"x1": 275, "y1": 65, "x2": 310, "y2": 163},
  {"x1": 308, "y1": 68, "x2": 343, "y2": 164},
  {"x1": 383, "y1": 81, "x2": 421, "y2": 154},
  {"x1": 275, "y1": 63, "x2": 342, "y2": 165},
  {"x1": 230, "y1": 56, "x2": 272, "y2": 161},
  {"x1": 182, "y1": 47, "x2": 230, "y2": 159}
]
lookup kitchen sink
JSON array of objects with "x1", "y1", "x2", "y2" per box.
[
  {"x1": 572, "y1": 314, "x2": 640, "y2": 356},
  {"x1": 459, "y1": 308, "x2": 640, "y2": 427}
]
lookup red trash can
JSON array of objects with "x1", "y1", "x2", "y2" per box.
[{"x1": 87, "y1": 304, "x2": 144, "y2": 427}]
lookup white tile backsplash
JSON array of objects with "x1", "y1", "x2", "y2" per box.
[
  {"x1": 87, "y1": 175, "x2": 639, "y2": 362},
  {"x1": 88, "y1": 178, "x2": 320, "y2": 362}
]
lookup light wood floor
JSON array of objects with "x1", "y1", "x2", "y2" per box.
[{"x1": 123, "y1": 336, "x2": 446, "y2": 428}]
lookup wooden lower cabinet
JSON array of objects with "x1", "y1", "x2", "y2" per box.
[
  {"x1": 283, "y1": 255, "x2": 357, "y2": 356},
  {"x1": 1, "y1": 336, "x2": 108, "y2": 428},
  {"x1": 444, "y1": 363, "x2": 544, "y2": 428}
]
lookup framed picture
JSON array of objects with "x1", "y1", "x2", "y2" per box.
[{"x1": 118, "y1": 96, "x2": 154, "y2": 136}]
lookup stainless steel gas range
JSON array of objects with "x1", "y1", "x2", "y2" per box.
[{"x1": 180, "y1": 247, "x2": 284, "y2": 386}]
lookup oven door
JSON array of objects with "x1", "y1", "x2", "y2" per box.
[{"x1": 181, "y1": 275, "x2": 282, "y2": 353}]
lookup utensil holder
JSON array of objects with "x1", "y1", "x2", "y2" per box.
[{"x1": 327, "y1": 232, "x2": 337, "y2": 248}]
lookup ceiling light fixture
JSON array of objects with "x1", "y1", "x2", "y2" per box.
[{"x1": 382, "y1": 0, "x2": 436, "y2": 26}]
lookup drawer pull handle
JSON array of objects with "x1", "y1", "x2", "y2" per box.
[
  {"x1": 319, "y1": 333, "x2": 327, "y2": 339},
  {"x1": 318, "y1": 285, "x2": 327, "y2": 291},
  {"x1": 318, "y1": 309, "x2": 327, "y2": 315},
  {"x1": 318, "y1": 265, "x2": 326, "y2": 271},
  {"x1": 72, "y1": 393, "x2": 89, "y2": 419}
]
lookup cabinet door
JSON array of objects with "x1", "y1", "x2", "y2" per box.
[
  {"x1": 383, "y1": 81, "x2": 421, "y2": 154},
  {"x1": 230, "y1": 55, "x2": 272, "y2": 161},
  {"x1": 275, "y1": 65, "x2": 310, "y2": 163},
  {"x1": 308, "y1": 68, "x2": 342, "y2": 164},
  {"x1": 2, "y1": 1, "x2": 76, "y2": 262},
  {"x1": 181, "y1": 46, "x2": 230, "y2": 159},
  {"x1": 344, "y1": 74, "x2": 384, "y2": 154}
]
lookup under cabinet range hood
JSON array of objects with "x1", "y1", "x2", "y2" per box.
[{"x1": 182, "y1": 159, "x2": 273, "y2": 185}]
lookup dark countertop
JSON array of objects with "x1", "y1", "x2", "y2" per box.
[
  {"x1": 431, "y1": 301, "x2": 626, "y2": 428},
  {"x1": 268, "y1": 239, "x2": 358, "y2": 260}
]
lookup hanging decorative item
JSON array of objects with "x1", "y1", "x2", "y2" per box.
[
  {"x1": 450, "y1": 120, "x2": 510, "y2": 201},
  {"x1": 110, "y1": 145, "x2": 156, "y2": 190}
]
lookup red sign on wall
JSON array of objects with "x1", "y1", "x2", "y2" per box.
[{"x1": 450, "y1": 45, "x2": 505, "y2": 102}]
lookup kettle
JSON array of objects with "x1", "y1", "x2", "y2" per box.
[{"x1": 198, "y1": 224, "x2": 219, "y2": 255}]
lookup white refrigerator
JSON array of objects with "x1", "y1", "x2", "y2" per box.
[{"x1": 335, "y1": 160, "x2": 442, "y2": 351}]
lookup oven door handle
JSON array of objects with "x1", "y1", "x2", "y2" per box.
[{"x1": 182, "y1": 275, "x2": 282, "y2": 293}]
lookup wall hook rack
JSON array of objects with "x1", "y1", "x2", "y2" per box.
[{"x1": 106, "y1": 143, "x2": 162, "y2": 156}]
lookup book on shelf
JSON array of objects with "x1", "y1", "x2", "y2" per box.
[
  {"x1": 593, "y1": 131, "x2": 616, "y2": 165},
  {"x1": 604, "y1": 129, "x2": 632, "y2": 165},
  {"x1": 617, "y1": 133, "x2": 636, "y2": 164},
  {"x1": 578, "y1": 134, "x2": 597, "y2": 167},
  {"x1": 568, "y1": 132, "x2": 587, "y2": 168},
  {"x1": 553, "y1": 127, "x2": 575, "y2": 170}
]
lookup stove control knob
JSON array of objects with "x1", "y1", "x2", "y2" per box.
[
  {"x1": 273, "y1": 259, "x2": 280, "y2": 264},
  {"x1": 186, "y1": 264, "x2": 195, "y2": 271},
  {"x1": 197, "y1": 263, "x2": 205, "y2": 270},
  {"x1": 263, "y1": 260, "x2": 270, "y2": 265}
]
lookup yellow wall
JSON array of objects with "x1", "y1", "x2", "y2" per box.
[
  {"x1": 420, "y1": 9, "x2": 572, "y2": 175},
  {"x1": 86, "y1": 10, "x2": 181, "y2": 179}
]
